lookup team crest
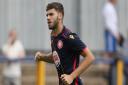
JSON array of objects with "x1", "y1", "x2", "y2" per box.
[
  {"x1": 57, "y1": 40, "x2": 63, "y2": 49},
  {"x1": 69, "y1": 35, "x2": 75, "y2": 39}
]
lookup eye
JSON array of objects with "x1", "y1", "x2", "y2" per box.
[
  {"x1": 46, "y1": 13, "x2": 54, "y2": 17},
  {"x1": 49, "y1": 13, "x2": 53, "y2": 16}
]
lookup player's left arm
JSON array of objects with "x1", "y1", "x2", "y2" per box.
[
  {"x1": 61, "y1": 33, "x2": 95, "y2": 84},
  {"x1": 71, "y1": 48, "x2": 95, "y2": 78},
  {"x1": 61, "y1": 48, "x2": 95, "y2": 85}
]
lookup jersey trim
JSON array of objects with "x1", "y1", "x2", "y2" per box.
[
  {"x1": 73, "y1": 57, "x2": 78, "y2": 85},
  {"x1": 82, "y1": 47, "x2": 88, "y2": 53}
]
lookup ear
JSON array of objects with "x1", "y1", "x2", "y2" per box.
[{"x1": 58, "y1": 13, "x2": 63, "y2": 20}]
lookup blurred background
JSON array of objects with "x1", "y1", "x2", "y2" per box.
[{"x1": 0, "y1": 0, "x2": 127, "y2": 85}]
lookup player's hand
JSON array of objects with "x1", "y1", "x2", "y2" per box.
[
  {"x1": 35, "y1": 52, "x2": 44, "y2": 61},
  {"x1": 60, "y1": 74, "x2": 73, "y2": 85}
]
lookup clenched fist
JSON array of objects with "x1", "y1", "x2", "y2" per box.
[{"x1": 60, "y1": 74, "x2": 74, "y2": 85}]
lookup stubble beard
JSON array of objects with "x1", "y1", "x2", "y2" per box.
[{"x1": 49, "y1": 17, "x2": 58, "y2": 30}]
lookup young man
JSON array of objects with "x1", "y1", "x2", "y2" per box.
[{"x1": 35, "y1": 2, "x2": 95, "y2": 85}]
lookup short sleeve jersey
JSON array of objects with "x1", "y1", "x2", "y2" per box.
[{"x1": 51, "y1": 26, "x2": 87, "y2": 85}]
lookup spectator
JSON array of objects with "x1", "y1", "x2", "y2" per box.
[
  {"x1": 2, "y1": 29, "x2": 25, "y2": 85},
  {"x1": 102, "y1": 0, "x2": 124, "y2": 85}
]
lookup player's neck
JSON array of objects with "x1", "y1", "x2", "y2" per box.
[{"x1": 52, "y1": 23, "x2": 63, "y2": 37}]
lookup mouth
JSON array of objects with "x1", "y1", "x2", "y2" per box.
[{"x1": 48, "y1": 21, "x2": 51, "y2": 24}]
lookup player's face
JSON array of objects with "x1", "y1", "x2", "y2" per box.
[{"x1": 46, "y1": 9, "x2": 59, "y2": 30}]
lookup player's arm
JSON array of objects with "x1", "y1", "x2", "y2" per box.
[
  {"x1": 61, "y1": 48, "x2": 95, "y2": 85},
  {"x1": 70, "y1": 48, "x2": 95, "y2": 79},
  {"x1": 61, "y1": 33, "x2": 95, "y2": 85},
  {"x1": 35, "y1": 52, "x2": 54, "y2": 63}
]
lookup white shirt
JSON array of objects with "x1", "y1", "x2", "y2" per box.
[
  {"x1": 102, "y1": 2, "x2": 119, "y2": 38},
  {"x1": 2, "y1": 40, "x2": 25, "y2": 77}
]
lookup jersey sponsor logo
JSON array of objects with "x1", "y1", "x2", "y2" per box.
[
  {"x1": 69, "y1": 35, "x2": 75, "y2": 39},
  {"x1": 53, "y1": 51, "x2": 60, "y2": 67},
  {"x1": 57, "y1": 40, "x2": 63, "y2": 49}
]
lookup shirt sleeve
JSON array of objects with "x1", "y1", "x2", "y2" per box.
[{"x1": 67, "y1": 33, "x2": 87, "y2": 54}]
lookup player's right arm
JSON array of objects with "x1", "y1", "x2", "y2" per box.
[{"x1": 35, "y1": 52, "x2": 54, "y2": 63}]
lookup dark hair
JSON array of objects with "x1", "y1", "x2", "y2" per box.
[{"x1": 46, "y1": 2, "x2": 64, "y2": 16}]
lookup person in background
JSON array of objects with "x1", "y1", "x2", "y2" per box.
[
  {"x1": 102, "y1": 0, "x2": 124, "y2": 53},
  {"x1": 102, "y1": 0, "x2": 124, "y2": 85},
  {"x1": 2, "y1": 29, "x2": 25, "y2": 85}
]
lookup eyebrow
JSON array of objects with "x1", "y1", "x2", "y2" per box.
[{"x1": 46, "y1": 13, "x2": 54, "y2": 17}]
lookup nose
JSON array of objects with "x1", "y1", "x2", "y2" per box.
[{"x1": 47, "y1": 15, "x2": 50, "y2": 20}]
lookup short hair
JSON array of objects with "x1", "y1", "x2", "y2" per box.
[{"x1": 46, "y1": 2, "x2": 64, "y2": 16}]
